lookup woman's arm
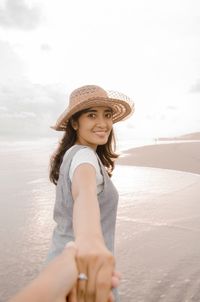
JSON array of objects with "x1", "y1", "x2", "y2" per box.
[
  {"x1": 72, "y1": 163, "x2": 104, "y2": 241},
  {"x1": 71, "y1": 163, "x2": 115, "y2": 302}
]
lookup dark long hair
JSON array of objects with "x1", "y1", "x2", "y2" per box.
[{"x1": 49, "y1": 109, "x2": 119, "y2": 185}]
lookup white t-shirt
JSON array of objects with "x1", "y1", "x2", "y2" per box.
[{"x1": 68, "y1": 146, "x2": 104, "y2": 194}]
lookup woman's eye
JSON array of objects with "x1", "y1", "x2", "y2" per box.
[
  {"x1": 88, "y1": 113, "x2": 96, "y2": 118},
  {"x1": 106, "y1": 113, "x2": 112, "y2": 119}
]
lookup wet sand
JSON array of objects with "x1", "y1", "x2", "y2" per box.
[
  {"x1": 115, "y1": 141, "x2": 200, "y2": 301},
  {"x1": 1, "y1": 139, "x2": 200, "y2": 301}
]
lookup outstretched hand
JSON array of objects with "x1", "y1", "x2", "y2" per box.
[{"x1": 67, "y1": 239, "x2": 121, "y2": 302}]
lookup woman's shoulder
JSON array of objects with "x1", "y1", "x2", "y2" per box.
[
  {"x1": 69, "y1": 146, "x2": 101, "y2": 181},
  {"x1": 72, "y1": 145, "x2": 97, "y2": 163},
  {"x1": 63, "y1": 145, "x2": 96, "y2": 162}
]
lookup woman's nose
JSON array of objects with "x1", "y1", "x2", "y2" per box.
[{"x1": 96, "y1": 116, "x2": 107, "y2": 127}]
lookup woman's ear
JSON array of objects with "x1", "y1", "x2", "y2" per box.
[{"x1": 70, "y1": 119, "x2": 78, "y2": 130}]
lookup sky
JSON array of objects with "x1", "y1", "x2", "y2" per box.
[{"x1": 0, "y1": 0, "x2": 200, "y2": 141}]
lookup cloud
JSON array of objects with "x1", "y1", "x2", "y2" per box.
[
  {"x1": 0, "y1": 105, "x2": 8, "y2": 111},
  {"x1": 0, "y1": 82, "x2": 67, "y2": 138},
  {"x1": 166, "y1": 105, "x2": 177, "y2": 110},
  {"x1": 40, "y1": 43, "x2": 52, "y2": 51},
  {"x1": 189, "y1": 79, "x2": 200, "y2": 93},
  {"x1": 0, "y1": 41, "x2": 26, "y2": 83},
  {"x1": 2, "y1": 111, "x2": 36, "y2": 118},
  {"x1": 0, "y1": 0, "x2": 41, "y2": 30}
]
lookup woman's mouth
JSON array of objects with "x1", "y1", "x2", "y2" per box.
[{"x1": 93, "y1": 131, "x2": 108, "y2": 137}]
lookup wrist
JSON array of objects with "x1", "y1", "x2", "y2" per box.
[
  {"x1": 76, "y1": 232, "x2": 104, "y2": 242},
  {"x1": 75, "y1": 234, "x2": 105, "y2": 248}
]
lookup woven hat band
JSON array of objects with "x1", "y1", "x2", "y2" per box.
[{"x1": 69, "y1": 85, "x2": 108, "y2": 109}]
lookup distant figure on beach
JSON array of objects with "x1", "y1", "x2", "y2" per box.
[
  {"x1": 9, "y1": 242, "x2": 120, "y2": 302},
  {"x1": 47, "y1": 84, "x2": 134, "y2": 301}
]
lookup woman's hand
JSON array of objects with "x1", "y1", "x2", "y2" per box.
[
  {"x1": 67, "y1": 239, "x2": 121, "y2": 302},
  {"x1": 77, "y1": 240, "x2": 115, "y2": 302}
]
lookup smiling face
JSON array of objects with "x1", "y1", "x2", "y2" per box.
[{"x1": 72, "y1": 106, "x2": 113, "y2": 150}]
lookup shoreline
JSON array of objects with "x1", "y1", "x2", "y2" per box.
[
  {"x1": 116, "y1": 141, "x2": 200, "y2": 175},
  {"x1": 116, "y1": 174, "x2": 200, "y2": 301},
  {"x1": 114, "y1": 139, "x2": 200, "y2": 301}
]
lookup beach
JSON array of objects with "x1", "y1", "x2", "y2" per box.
[
  {"x1": 115, "y1": 140, "x2": 200, "y2": 301},
  {"x1": 0, "y1": 137, "x2": 200, "y2": 301},
  {"x1": 117, "y1": 141, "x2": 200, "y2": 175}
]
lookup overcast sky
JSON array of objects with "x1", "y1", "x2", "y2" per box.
[{"x1": 0, "y1": 0, "x2": 200, "y2": 140}]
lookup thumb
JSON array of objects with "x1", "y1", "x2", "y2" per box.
[
  {"x1": 62, "y1": 241, "x2": 77, "y2": 257},
  {"x1": 65, "y1": 241, "x2": 77, "y2": 249}
]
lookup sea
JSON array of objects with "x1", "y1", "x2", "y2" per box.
[{"x1": 0, "y1": 137, "x2": 199, "y2": 301}]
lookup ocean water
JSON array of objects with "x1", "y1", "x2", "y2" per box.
[{"x1": 0, "y1": 139, "x2": 199, "y2": 301}]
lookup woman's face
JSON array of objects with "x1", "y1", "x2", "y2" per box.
[{"x1": 73, "y1": 106, "x2": 113, "y2": 150}]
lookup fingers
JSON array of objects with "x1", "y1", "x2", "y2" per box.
[
  {"x1": 112, "y1": 271, "x2": 122, "y2": 280},
  {"x1": 111, "y1": 276, "x2": 120, "y2": 289},
  {"x1": 86, "y1": 261, "x2": 98, "y2": 301},
  {"x1": 67, "y1": 285, "x2": 77, "y2": 302},
  {"x1": 73, "y1": 241, "x2": 119, "y2": 302},
  {"x1": 111, "y1": 271, "x2": 122, "y2": 288},
  {"x1": 64, "y1": 241, "x2": 77, "y2": 254},
  {"x1": 77, "y1": 276, "x2": 87, "y2": 302},
  {"x1": 76, "y1": 254, "x2": 88, "y2": 302},
  {"x1": 95, "y1": 260, "x2": 114, "y2": 302},
  {"x1": 107, "y1": 291, "x2": 115, "y2": 302},
  {"x1": 60, "y1": 241, "x2": 78, "y2": 270}
]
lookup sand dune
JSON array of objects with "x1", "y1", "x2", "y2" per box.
[{"x1": 117, "y1": 142, "x2": 200, "y2": 175}]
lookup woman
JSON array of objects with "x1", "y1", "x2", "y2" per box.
[{"x1": 47, "y1": 85, "x2": 134, "y2": 302}]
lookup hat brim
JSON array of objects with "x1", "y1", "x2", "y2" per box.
[{"x1": 51, "y1": 96, "x2": 134, "y2": 131}]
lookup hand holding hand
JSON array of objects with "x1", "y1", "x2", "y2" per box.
[{"x1": 68, "y1": 239, "x2": 119, "y2": 302}]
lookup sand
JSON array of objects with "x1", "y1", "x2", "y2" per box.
[
  {"x1": 115, "y1": 140, "x2": 200, "y2": 301},
  {"x1": 117, "y1": 142, "x2": 200, "y2": 175},
  {"x1": 1, "y1": 138, "x2": 200, "y2": 301}
]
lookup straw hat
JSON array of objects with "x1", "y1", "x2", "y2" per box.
[{"x1": 51, "y1": 85, "x2": 135, "y2": 131}]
